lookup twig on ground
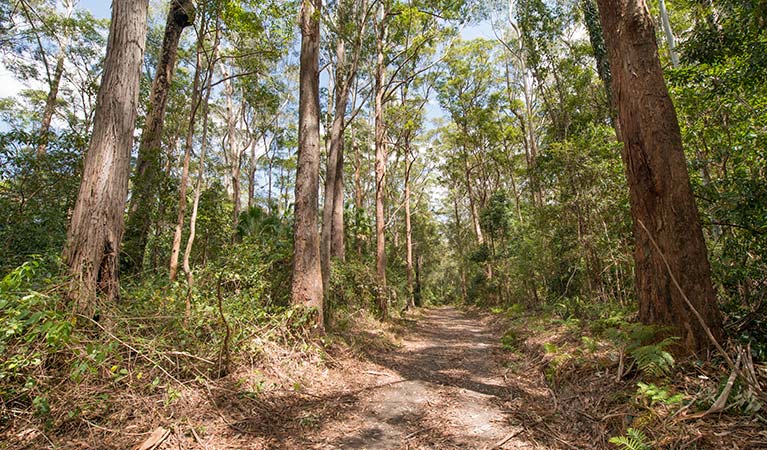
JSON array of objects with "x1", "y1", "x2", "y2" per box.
[
  {"x1": 189, "y1": 423, "x2": 207, "y2": 449},
  {"x1": 487, "y1": 427, "x2": 526, "y2": 449},
  {"x1": 706, "y1": 352, "x2": 742, "y2": 415},
  {"x1": 77, "y1": 314, "x2": 185, "y2": 387},
  {"x1": 81, "y1": 418, "x2": 151, "y2": 436},
  {"x1": 166, "y1": 351, "x2": 216, "y2": 366},
  {"x1": 404, "y1": 426, "x2": 433, "y2": 440}
]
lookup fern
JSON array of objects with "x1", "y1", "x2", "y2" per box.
[
  {"x1": 628, "y1": 337, "x2": 677, "y2": 377},
  {"x1": 636, "y1": 382, "x2": 685, "y2": 406},
  {"x1": 609, "y1": 428, "x2": 652, "y2": 450}
]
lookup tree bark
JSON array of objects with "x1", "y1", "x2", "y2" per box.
[
  {"x1": 374, "y1": 5, "x2": 389, "y2": 318},
  {"x1": 63, "y1": 0, "x2": 149, "y2": 315},
  {"x1": 596, "y1": 0, "x2": 723, "y2": 353},
  {"x1": 123, "y1": 0, "x2": 194, "y2": 273},
  {"x1": 353, "y1": 134, "x2": 363, "y2": 258},
  {"x1": 291, "y1": 0, "x2": 324, "y2": 333},
  {"x1": 331, "y1": 142, "x2": 345, "y2": 260}
]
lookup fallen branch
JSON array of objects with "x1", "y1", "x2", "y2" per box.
[{"x1": 706, "y1": 352, "x2": 742, "y2": 414}]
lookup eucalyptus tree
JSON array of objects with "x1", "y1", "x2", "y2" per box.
[
  {"x1": 168, "y1": 0, "x2": 294, "y2": 280},
  {"x1": 596, "y1": 0, "x2": 723, "y2": 352},
  {"x1": 292, "y1": 0, "x2": 324, "y2": 332},
  {"x1": 63, "y1": 0, "x2": 149, "y2": 314},
  {"x1": 320, "y1": 0, "x2": 372, "y2": 303},
  {"x1": 436, "y1": 39, "x2": 502, "y2": 252},
  {"x1": 123, "y1": 0, "x2": 195, "y2": 274}
]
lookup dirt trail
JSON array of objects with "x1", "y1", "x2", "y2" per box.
[
  {"x1": 204, "y1": 306, "x2": 561, "y2": 449},
  {"x1": 303, "y1": 306, "x2": 554, "y2": 449}
]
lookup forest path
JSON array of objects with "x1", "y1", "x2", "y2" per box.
[
  {"x1": 309, "y1": 306, "x2": 552, "y2": 449},
  {"x1": 206, "y1": 306, "x2": 565, "y2": 449}
]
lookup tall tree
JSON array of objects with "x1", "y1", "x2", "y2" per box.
[
  {"x1": 596, "y1": 0, "x2": 723, "y2": 353},
  {"x1": 63, "y1": 0, "x2": 149, "y2": 314},
  {"x1": 169, "y1": 23, "x2": 207, "y2": 282},
  {"x1": 373, "y1": 1, "x2": 390, "y2": 318},
  {"x1": 123, "y1": 0, "x2": 195, "y2": 273},
  {"x1": 292, "y1": 0, "x2": 324, "y2": 332},
  {"x1": 320, "y1": 0, "x2": 369, "y2": 303}
]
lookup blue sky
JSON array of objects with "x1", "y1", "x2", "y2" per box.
[{"x1": 78, "y1": 0, "x2": 110, "y2": 19}]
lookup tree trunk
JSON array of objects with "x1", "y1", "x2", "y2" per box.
[
  {"x1": 404, "y1": 150, "x2": 415, "y2": 310},
  {"x1": 331, "y1": 142, "x2": 345, "y2": 260},
  {"x1": 374, "y1": 7, "x2": 388, "y2": 318},
  {"x1": 596, "y1": 0, "x2": 723, "y2": 353},
  {"x1": 291, "y1": 0, "x2": 324, "y2": 333},
  {"x1": 658, "y1": 0, "x2": 679, "y2": 68},
  {"x1": 222, "y1": 69, "x2": 243, "y2": 227},
  {"x1": 320, "y1": 37, "x2": 349, "y2": 299},
  {"x1": 169, "y1": 38, "x2": 205, "y2": 282},
  {"x1": 36, "y1": 0, "x2": 74, "y2": 156},
  {"x1": 123, "y1": 0, "x2": 194, "y2": 273},
  {"x1": 414, "y1": 254, "x2": 423, "y2": 307},
  {"x1": 353, "y1": 135, "x2": 363, "y2": 258},
  {"x1": 183, "y1": 26, "x2": 218, "y2": 307},
  {"x1": 464, "y1": 154, "x2": 485, "y2": 246},
  {"x1": 63, "y1": 0, "x2": 149, "y2": 315},
  {"x1": 37, "y1": 51, "x2": 65, "y2": 156}
]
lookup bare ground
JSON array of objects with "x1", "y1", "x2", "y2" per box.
[{"x1": 10, "y1": 306, "x2": 766, "y2": 449}]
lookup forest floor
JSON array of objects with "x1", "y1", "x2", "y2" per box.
[{"x1": 9, "y1": 306, "x2": 766, "y2": 449}]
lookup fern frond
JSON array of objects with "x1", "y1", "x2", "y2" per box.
[{"x1": 609, "y1": 428, "x2": 651, "y2": 450}]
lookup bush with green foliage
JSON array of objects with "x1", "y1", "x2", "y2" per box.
[
  {"x1": 0, "y1": 258, "x2": 71, "y2": 417},
  {"x1": 0, "y1": 131, "x2": 84, "y2": 271}
]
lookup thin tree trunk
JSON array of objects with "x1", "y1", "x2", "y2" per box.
[
  {"x1": 597, "y1": 0, "x2": 723, "y2": 353},
  {"x1": 320, "y1": 37, "x2": 349, "y2": 299},
  {"x1": 463, "y1": 152, "x2": 484, "y2": 245},
  {"x1": 353, "y1": 133, "x2": 363, "y2": 258},
  {"x1": 169, "y1": 36, "x2": 205, "y2": 282},
  {"x1": 36, "y1": 0, "x2": 74, "y2": 156},
  {"x1": 404, "y1": 149, "x2": 415, "y2": 310},
  {"x1": 247, "y1": 136, "x2": 262, "y2": 209},
  {"x1": 374, "y1": 5, "x2": 389, "y2": 318},
  {"x1": 222, "y1": 69, "x2": 243, "y2": 226},
  {"x1": 183, "y1": 25, "x2": 218, "y2": 307},
  {"x1": 123, "y1": 0, "x2": 194, "y2": 273},
  {"x1": 658, "y1": 0, "x2": 679, "y2": 68},
  {"x1": 291, "y1": 0, "x2": 324, "y2": 333},
  {"x1": 331, "y1": 141, "x2": 345, "y2": 260},
  {"x1": 63, "y1": 0, "x2": 149, "y2": 314},
  {"x1": 37, "y1": 51, "x2": 65, "y2": 156}
]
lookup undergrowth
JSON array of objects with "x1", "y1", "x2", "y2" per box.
[{"x1": 492, "y1": 299, "x2": 766, "y2": 448}]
